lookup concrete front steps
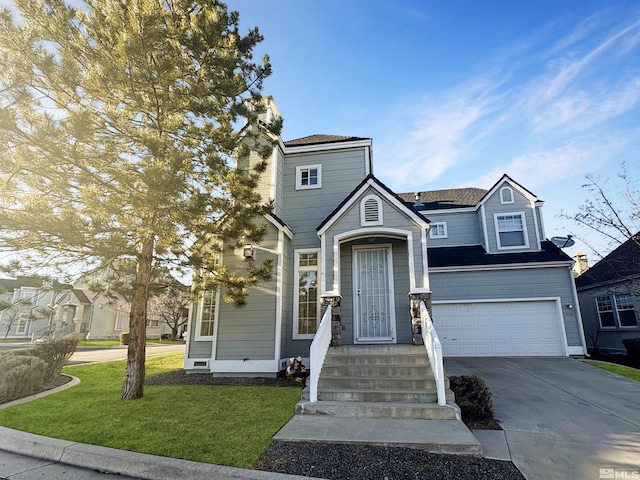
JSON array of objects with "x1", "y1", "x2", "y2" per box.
[{"x1": 276, "y1": 344, "x2": 482, "y2": 455}]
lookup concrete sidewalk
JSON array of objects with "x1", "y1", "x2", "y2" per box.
[
  {"x1": 445, "y1": 357, "x2": 640, "y2": 480},
  {"x1": 0, "y1": 427, "x2": 314, "y2": 480}
]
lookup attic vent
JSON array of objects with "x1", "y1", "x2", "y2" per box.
[{"x1": 360, "y1": 195, "x2": 383, "y2": 226}]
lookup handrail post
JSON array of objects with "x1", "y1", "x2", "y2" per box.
[{"x1": 420, "y1": 301, "x2": 447, "y2": 406}]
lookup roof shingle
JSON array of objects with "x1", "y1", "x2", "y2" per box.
[
  {"x1": 397, "y1": 188, "x2": 488, "y2": 210},
  {"x1": 284, "y1": 134, "x2": 370, "y2": 147}
]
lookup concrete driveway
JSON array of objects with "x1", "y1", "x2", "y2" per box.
[{"x1": 444, "y1": 357, "x2": 640, "y2": 480}]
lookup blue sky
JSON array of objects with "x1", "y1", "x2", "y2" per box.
[{"x1": 229, "y1": 0, "x2": 640, "y2": 260}]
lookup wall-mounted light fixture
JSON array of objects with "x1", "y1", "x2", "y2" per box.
[
  {"x1": 566, "y1": 303, "x2": 574, "y2": 309},
  {"x1": 242, "y1": 245, "x2": 255, "y2": 259}
]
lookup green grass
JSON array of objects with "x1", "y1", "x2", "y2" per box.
[
  {"x1": 586, "y1": 360, "x2": 640, "y2": 382},
  {"x1": 0, "y1": 353, "x2": 300, "y2": 468}
]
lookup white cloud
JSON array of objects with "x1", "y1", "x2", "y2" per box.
[{"x1": 465, "y1": 138, "x2": 627, "y2": 190}]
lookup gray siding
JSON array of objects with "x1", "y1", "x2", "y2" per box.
[
  {"x1": 274, "y1": 148, "x2": 285, "y2": 218},
  {"x1": 185, "y1": 301, "x2": 213, "y2": 359},
  {"x1": 281, "y1": 148, "x2": 368, "y2": 247},
  {"x1": 423, "y1": 211, "x2": 481, "y2": 247},
  {"x1": 481, "y1": 184, "x2": 540, "y2": 253},
  {"x1": 430, "y1": 266, "x2": 582, "y2": 346},
  {"x1": 323, "y1": 187, "x2": 426, "y2": 291},
  {"x1": 577, "y1": 286, "x2": 640, "y2": 350},
  {"x1": 215, "y1": 223, "x2": 279, "y2": 360}
]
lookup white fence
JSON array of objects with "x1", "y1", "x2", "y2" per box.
[
  {"x1": 420, "y1": 302, "x2": 446, "y2": 406},
  {"x1": 309, "y1": 305, "x2": 332, "y2": 403}
]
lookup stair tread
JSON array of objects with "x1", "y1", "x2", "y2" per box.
[
  {"x1": 319, "y1": 387, "x2": 441, "y2": 393},
  {"x1": 303, "y1": 399, "x2": 452, "y2": 408}
]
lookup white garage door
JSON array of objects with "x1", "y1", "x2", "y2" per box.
[{"x1": 432, "y1": 300, "x2": 565, "y2": 356}]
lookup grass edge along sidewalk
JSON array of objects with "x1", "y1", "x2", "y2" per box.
[{"x1": 0, "y1": 352, "x2": 301, "y2": 469}]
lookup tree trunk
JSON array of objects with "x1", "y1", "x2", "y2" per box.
[{"x1": 122, "y1": 236, "x2": 154, "y2": 400}]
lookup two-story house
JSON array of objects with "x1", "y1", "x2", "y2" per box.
[{"x1": 184, "y1": 97, "x2": 587, "y2": 375}]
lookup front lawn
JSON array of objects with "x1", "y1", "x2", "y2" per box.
[
  {"x1": 77, "y1": 339, "x2": 185, "y2": 347},
  {"x1": 0, "y1": 353, "x2": 300, "y2": 468},
  {"x1": 586, "y1": 360, "x2": 640, "y2": 382}
]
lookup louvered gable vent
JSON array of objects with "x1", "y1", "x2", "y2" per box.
[{"x1": 360, "y1": 195, "x2": 383, "y2": 226}]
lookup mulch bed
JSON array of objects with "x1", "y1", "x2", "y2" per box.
[
  {"x1": 148, "y1": 370, "x2": 522, "y2": 479},
  {"x1": 253, "y1": 441, "x2": 525, "y2": 480}
]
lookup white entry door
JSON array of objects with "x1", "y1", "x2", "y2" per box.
[{"x1": 353, "y1": 245, "x2": 396, "y2": 343}]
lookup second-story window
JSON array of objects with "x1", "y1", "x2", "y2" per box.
[
  {"x1": 296, "y1": 164, "x2": 322, "y2": 190},
  {"x1": 430, "y1": 222, "x2": 447, "y2": 239},
  {"x1": 495, "y1": 212, "x2": 529, "y2": 249}
]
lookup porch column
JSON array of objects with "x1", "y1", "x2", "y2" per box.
[
  {"x1": 409, "y1": 291, "x2": 432, "y2": 345},
  {"x1": 321, "y1": 295, "x2": 342, "y2": 347}
]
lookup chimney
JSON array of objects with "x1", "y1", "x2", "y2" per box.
[
  {"x1": 572, "y1": 252, "x2": 588, "y2": 277},
  {"x1": 414, "y1": 192, "x2": 422, "y2": 207}
]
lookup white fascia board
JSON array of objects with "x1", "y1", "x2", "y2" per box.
[
  {"x1": 432, "y1": 296, "x2": 561, "y2": 304},
  {"x1": 283, "y1": 139, "x2": 372, "y2": 154},
  {"x1": 209, "y1": 359, "x2": 280, "y2": 374},
  {"x1": 317, "y1": 178, "x2": 428, "y2": 236},
  {"x1": 477, "y1": 176, "x2": 537, "y2": 208},
  {"x1": 429, "y1": 261, "x2": 573, "y2": 273},
  {"x1": 264, "y1": 213, "x2": 294, "y2": 239}
]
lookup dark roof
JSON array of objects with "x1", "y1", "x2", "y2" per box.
[
  {"x1": 317, "y1": 174, "x2": 428, "y2": 232},
  {"x1": 428, "y1": 241, "x2": 571, "y2": 268},
  {"x1": 284, "y1": 134, "x2": 370, "y2": 147},
  {"x1": 575, "y1": 235, "x2": 640, "y2": 289},
  {"x1": 397, "y1": 188, "x2": 488, "y2": 210},
  {"x1": 71, "y1": 288, "x2": 92, "y2": 304},
  {"x1": 0, "y1": 276, "x2": 71, "y2": 292}
]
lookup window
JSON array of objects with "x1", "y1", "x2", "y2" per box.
[
  {"x1": 495, "y1": 212, "x2": 529, "y2": 249},
  {"x1": 114, "y1": 312, "x2": 123, "y2": 331},
  {"x1": 430, "y1": 222, "x2": 448, "y2": 239},
  {"x1": 500, "y1": 187, "x2": 514, "y2": 204},
  {"x1": 596, "y1": 294, "x2": 638, "y2": 329},
  {"x1": 21, "y1": 288, "x2": 37, "y2": 303},
  {"x1": 197, "y1": 288, "x2": 219, "y2": 338},
  {"x1": 360, "y1": 195, "x2": 383, "y2": 226},
  {"x1": 296, "y1": 164, "x2": 322, "y2": 190},
  {"x1": 293, "y1": 249, "x2": 321, "y2": 339},
  {"x1": 16, "y1": 313, "x2": 29, "y2": 335}
]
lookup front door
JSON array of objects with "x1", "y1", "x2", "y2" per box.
[{"x1": 353, "y1": 245, "x2": 396, "y2": 343}]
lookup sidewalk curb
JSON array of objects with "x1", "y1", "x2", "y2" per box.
[{"x1": 0, "y1": 426, "x2": 314, "y2": 480}]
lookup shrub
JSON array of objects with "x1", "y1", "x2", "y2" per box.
[
  {"x1": 0, "y1": 355, "x2": 47, "y2": 403},
  {"x1": 119, "y1": 332, "x2": 130, "y2": 345},
  {"x1": 449, "y1": 375, "x2": 495, "y2": 422},
  {"x1": 622, "y1": 337, "x2": 640, "y2": 359},
  {"x1": 32, "y1": 337, "x2": 78, "y2": 381}
]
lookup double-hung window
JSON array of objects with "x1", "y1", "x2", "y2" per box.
[
  {"x1": 296, "y1": 165, "x2": 321, "y2": 190},
  {"x1": 293, "y1": 249, "x2": 321, "y2": 339},
  {"x1": 495, "y1": 212, "x2": 529, "y2": 249},
  {"x1": 596, "y1": 294, "x2": 638, "y2": 329},
  {"x1": 430, "y1": 222, "x2": 447, "y2": 239}
]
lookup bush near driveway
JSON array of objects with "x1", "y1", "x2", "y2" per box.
[{"x1": 449, "y1": 375, "x2": 498, "y2": 429}]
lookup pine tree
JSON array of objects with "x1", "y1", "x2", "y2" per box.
[{"x1": 0, "y1": 0, "x2": 278, "y2": 399}]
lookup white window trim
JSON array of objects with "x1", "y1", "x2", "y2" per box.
[
  {"x1": 293, "y1": 248, "x2": 321, "y2": 340},
  {"x1": 494, "y1": 211, "x2": 529, "y2": 250},
  {"x1": 16, "y1": 313, "x2": 29, "y2": 335},
  {"x1": 596, "y1": 294, "x2": 639, "y2": 330},
  {"x1": 295, "y1": 164, "x2": 322, "y2": 190},
  {"x1": 195, "y1": 287, "x2": 221, "y2": 341},
  {"x1": 500, "y1": 186, "x2": 514, "y2": 204},
  {"x1": 360, "y1": 194, "x2": 383, "y2": 226},
  {"x1": 429, "y1": 222, "x2": 448, "y2": 239}
]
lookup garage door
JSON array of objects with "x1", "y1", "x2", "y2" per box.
[{"x1": 432, "y1": 300, "x2": 565, "y2": 356}]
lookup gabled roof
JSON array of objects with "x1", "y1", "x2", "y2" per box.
[
  {"x1": 397, "y1": 188, "x2": 487, "y2": 210},
  {"x1": 575, "y1": 235, "x2": 640, "y2": 289},
  {"x1": 428, "y1": 240, "x2": 571, "y2": 268},
  {"x1": 284, "y1": 134, "x2": 370, "y2": 147},
  {"x1": 397, "y1": 174, "x2": 540, "y2": 212},
  {"x1": 317, "y1": 174, "x2": 429, "y2": 234}
]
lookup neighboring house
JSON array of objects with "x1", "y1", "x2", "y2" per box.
[
  {"x1": 0, "y1": 276, "x2": 71, "y2": 340},
  {"x1": 184, "y1": 97, "x2": 587, "y2": 375},
  {"x1": 575, "y1": 235, "x2": 640, "y2": 352}
]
